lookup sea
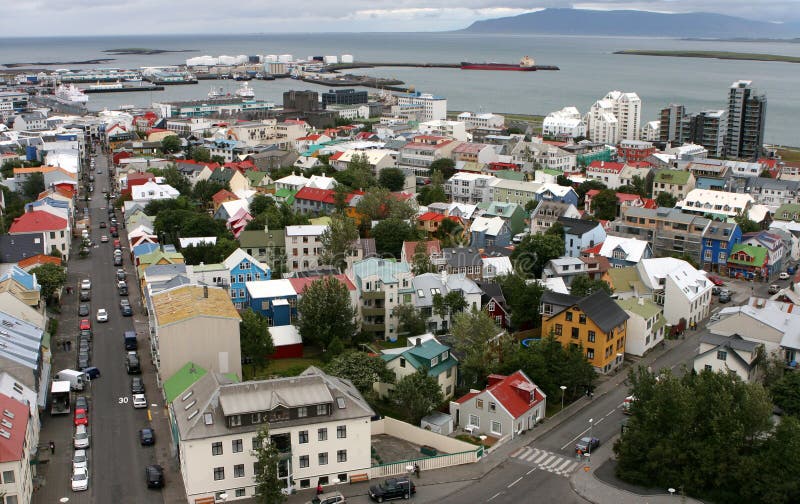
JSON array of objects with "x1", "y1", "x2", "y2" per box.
[{"x1": 2, "y1": 32, "x2": 799, "y2": 146}]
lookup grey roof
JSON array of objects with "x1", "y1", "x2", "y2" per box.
[
  {"x1": 476, "y1": 281, "x2": 506, "y2": 306},
  {"x1": 696, "y1": 336, "x2": 757, "y2": 372},
  {"x1": 532, "y1": 200, "x2": 573, "y2": 218},
  {"x1": 219, "y1": 375, "x2": 334, "y2": 415},
  {"x1": 703, "y1": 221, "x2": 739, "y2": 241},
  {"x1": 541, "y1": 291, "x2": 580, "y2": 311},
  {"x1": 144, "y1": 263, "x2": 188, "y2": 278},
  {"x1": 751, "y1": 177, "x2": 800, "y2": 192},
  {"x1": 577, "y1": 290, "x2": 630, "y2": 333},
  {"x1": 699, "y1": 333, "x2": 761, "y2": 353},
  {"x1": 0, "y1": 233, "x2": 45, "y2": 263},
  {"x1": 443, "y1": 246, "x2": 511, "y2": 268},
  {"x1": 558, "y1": 217, "x2": 600, "y2": 237}
]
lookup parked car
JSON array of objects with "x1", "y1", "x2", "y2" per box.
[
  {"x1": 719, "y1": 291, "x2": 732, "y2": 303},
  {"x1": 369, "y1": 477, "x2": 416, "y2": 502},
  {"x1": 114, "y1": 256, "x2": 123, "y2": 266},
  {"x1": 707, "y1": 274, "x2": 725, "y2": 286},
  {"x1": 121, "y1": 303, "x2": 133, "y2": 317},
  {"x1": 139, "y1": 428, "x2": 155, "y2": 446},
  {"x1": 73, "y1": 449, "x2": 88, "y2": 471},
  {"x1": 100, "y1": 235, "x2": 109, "y2": 243},
  {"x1": 74, "y1": 424, "x2": 90, "y2": 449},
  {"x1": 78, "y1": 304, "x2": 90, "y2": 316},
  {"x1": 133, "y1": 394, "x2": 147, "y2": 409},
  {"x1": 576, "y1": 436, "x2": 600, "y2": 453},
  {"x1": 780, "y1": 272, "x2": 791, "y2": 280},
  {"x1": 74, "y1": 408, "x2": 89, "y2": 426},
  {"x1": 131, "y1": 376, "x2": 145, "y2": 394},
  {"x1": 71, "y1": 467, "x2": 89, "y2": 491},
  {"x1": 80, "y1": 279, "x2": 91, "y2": 290},
  {"x1": 83, "y1": 367, "x2": 101, "y2": 380},
  {"x1": 75, "y1": 395, "x2": 89, "y2": 413},
  {"x1": 79, "y1": 319, "x2": 91, "y2": 331},
  {"x1": 77, "y1": 352, "x2": 90, "y2": 370},
  {"x1": 80, "y1": 329, "x2": 92, "y2": 342},
  {"x1": 96, "y1": 309, "x2": 108, "y2": 322},
  {"x1": 145, "y1": 464, "x2": 164, "y2": 488},
  {"x1": 712, "y1": 286, "x2": 721, "y2": 296},
  {"x1": 99, "y1": 221, "x2": 106, "y2": 228},
  {"x1": 80, "y1": 290, "x2": 91, "y2": 301},
  {"x1": 126, "y1": 352, "x2": 141, "y2": 374},
  {"x1": 116, "y1": 269, "x2": 126, "y2": 281},
  {"x1": 307, "y1": 492, "x2": 347, "y2": 504}
]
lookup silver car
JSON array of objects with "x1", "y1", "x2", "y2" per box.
[{"x1": 74, "y1": 424, "x2": 90, "y2": 449}]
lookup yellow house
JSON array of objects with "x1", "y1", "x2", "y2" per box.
[{"x1": 540, "y1": 290, "x2": 629, "y2": 374}]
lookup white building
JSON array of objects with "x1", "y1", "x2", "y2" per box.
[
  {"x1": 171, "y1": 366, "x2": 374, "y2": 502},
  {"x1": 131, "y1": 180, "x2": 180, "y2": 202},
  {"x1": 378, "y1": 333, "x2": 459, "y2": 399},
  {"x1": 444, "y1": 173, "x2": 497, "y2": 205},
  {"x1": 418, "y1": 120, "x2": 469, "y2": 142},
  {"x1": 693, "y1": 333, "x2": 762, "y2": 382},
  {"x1": 411, "y1": 272, "x2": 482, "y2": 332},
  {"x1": 677, "y1": 188, "x2": 754, "y2": 219},
  {"x1": 542, "y1": 106, "x2": 586, "y2": 139},
  {"x1": 456, "y1": 112, "x2": 504, "y2": 131},
  {"x1": 585, "y1": 90, "x2": 642, "y2": 144},
  {"x1": 285, "y1": 225, "x2": 328, "y2": 274},
  {"x1": 395, "y1": 92, "x2": 447, "y2": 122},
  {"x1": 637, "y1": 257, "x2": 713, "y2": 326},
  {"x1": 616, "y1": 298, "x2": 666, "y2": 357},
  {"x1": 326, "y1": 104, "x2": 370, "y2": 120},
  {"x1": 641, "y1": 120, "x2": 660, "y2": 142}
]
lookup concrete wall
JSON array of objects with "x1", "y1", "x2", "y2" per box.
[
  {"x1": 371, "y1": 417, "x2": 475, "y2": 455},
  {"x1": 159, "y1": 316, "x2": 242, "y2": 381}
]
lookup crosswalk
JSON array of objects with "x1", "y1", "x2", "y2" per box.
[{"x1": 509, "y1": 446, "x2": 581, "y2": 477}]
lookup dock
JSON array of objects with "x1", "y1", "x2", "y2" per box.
[{"x1": 81, "y1": 84, "x2": 165, "y2": 94}]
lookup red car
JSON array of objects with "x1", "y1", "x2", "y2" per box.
[
  {"x1": 79, "y1": 319, "x2": 91, "y2": 331},
  {"x1": 707, "y1": 274, "x2": 725, "y2": 286},
  {"x1": 74, "y1": 408, "x2": 89, "y2": 426}
]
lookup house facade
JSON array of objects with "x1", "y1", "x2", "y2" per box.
[
  {"x1": 245, "y1": 279, "x2": 298, "y2": 326},
  {"x1": 350, "y1": 258, "x2": 413, "y2": 341},
  {"x1": 616, "y1": 298, "x2": 666, "y2": 357},
  {"x1": 8, "y1": 210, "x2": 70, "y2": 260},
  {"x1": 0, "y1": 394, "x2": 34, "y2": 504},
  {"x1": 558, "y1": 217, "x2": 607, "y2": 258},
  {"x1": 693, "y1": 333, "x2": 762, "y2": 383},
  {"x1": 700, "y1": 221, "x2": 742, "y2": 274},
  {"x1": 223, "y1": 249, "x2": 271, "y2": 309},
  {"x1": 379, "y1": 334, "x2": 458, "y2": 399},
  {"x1": 530, "y1": 201, "x2": 581, "y2": 236}
]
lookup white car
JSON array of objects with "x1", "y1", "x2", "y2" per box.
[
  {"x1": 80, "y1": 279, "x2": 91, "y2": 290},
  {"x1": 133, "y1": 394, "x2": 147, "y2": 409},
  {"x1": 100, "y1": 235, "x2": 108, "y2": 243},
  {"x1": 96, "y1": 309, "x2": 108, "y2": 322},
  {"x1": 74, "y1": 424, "x2": 89, "y2": 449},
  {"x1": 73, "y1": 449, "x2": 88, "y2": 471},
  {"x1": 71, "y1": 466, "x2": 89, "y2": 491},
  {"x1": 779, "y1": 272, "x2": 791, "y2": 280}
]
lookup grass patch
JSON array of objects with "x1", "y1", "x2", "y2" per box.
[
  {"x1": 244, "y1": 357, "x2": 326, "y2": 380},
  {"x1": 454, "y1": 434, "x2": 482, "y2": 446},
  {"x1": 778, "y1": 148, "x2": 800, "y2": 163}
]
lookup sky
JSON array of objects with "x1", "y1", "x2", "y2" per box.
[{"x1": 4, "y1": 1, "x2": 799, "y2": 37}]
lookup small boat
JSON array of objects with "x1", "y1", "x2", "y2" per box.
[
  {"x1": 235, "y1": 82, "x2": 255, "y2": 99},
  {"x1": 89, "y1": 81, "x2": 124, "y2": 90},
  {"x1": 208, "y1": 86, "x2": 227, "y2": 99}
]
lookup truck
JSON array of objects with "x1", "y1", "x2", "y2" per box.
[
  {"x1": 124, "y1": 330, "x2": 137, "y2": 350},
  {"x1": 622, "y1": 395, "x2": 636, "y2": 415},
  {"x1": 50, "y1": 380, "x2": 72, "y2": 415},
  {"x1": 54, "y1": 369, "x2": 87, "y2": 392}
]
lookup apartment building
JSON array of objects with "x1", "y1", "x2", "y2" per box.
[
  {"x1": 726, "y1": 80, "x2": 767, "y2": 160},
  {"x1": 612, "y1": 207, "x2": 710, "y2": 264},
  {"x1": 615, "y1": 298, "x2": 666, "y2": 357},
  {"x1": 0, "y1": 394, "x2": 34, "y2": 504},
  {"x1": 530, "y1": 201, "x2": 581, "y2": 235},
  {"x1": 586, "y1": 91, "x2": 641, "y2": 144},
  {"x1": 350, "y1": 258, "x2": 413, "y2": 341},
  {"x1": 677, "y1": 189, "x2": 754, "y2": 219},
  {"x1": 395, "y1": 92, "x2": 447, "y2": 121},
  {"x1": 398, "y1": 135, "x2": 459, "y2": 177},
  {"x1": 457, "y1": 111, "x2": 504, "y2": 131},
  {"x1": 418, "y1": 120, "x2": 469, "y2": 141},
  {"x1": 285, "y1": 225, "x2": 327, "y2": 274},
  {"x1": 445, "y1": 173, "x2": 497, "y2": 205},
  {"x1": 637, "y1": 257, "x2": 712, "y2": 326},
  {"x1": 542, "y1": 106, "x2": 586, "y2": 139},
  {"x1": 489, "y1": 179, "x2": 542, "y2": 207},
  {"x1": 586, "y1": 161, "x2": 625, "y2": 189},
  {"x1": 652, "y1": 169, "x2": 695, "y2": 201}
]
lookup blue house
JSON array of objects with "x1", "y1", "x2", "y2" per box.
[
  {"x1": 558, "y1": 217, "x2": 607, "y2": 258},
  {"x1": 535, "y1": 184, "x2": 579, "y2": 207},
  {"x1": 223, "y1": 249, "x2": 271, "y2": 309},
  {"x1": 470, "y1": 216, "x2": 511, "y2": 247},
  {"x1": 245, "y1": 279, "x2": 297, "y2": 326},
  {"x1": 701, "y1": 221, "x2": 742, "y2": 274}
]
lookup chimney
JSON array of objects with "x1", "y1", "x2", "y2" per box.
[
  {"x1": 203, "y1": 286, "x2": 209, "y2": 298},
  {"x1": 415, "y1": 338, "x2": 421, "y2": 347}
]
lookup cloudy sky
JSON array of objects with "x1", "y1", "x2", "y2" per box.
[{"x1": 4, "y1": 0, "x2": 798, "y2": 36}]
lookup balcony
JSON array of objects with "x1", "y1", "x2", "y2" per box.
[
  {"x1": 363, "y1": 323, "x2": 386, "y2": 333},
  {"x1": 362, "y1": 291, "x2": 385, "y2": 300},
  {"x1": 362, "y1": 307, "x2": 385, "y2": 317}
]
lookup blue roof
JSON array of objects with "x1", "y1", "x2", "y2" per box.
[
  {"x1": 133, "y1": 242, "x2": 160, "y2": 257},
  {"x1": 353, "y1": 258, "x2": 410, "y2": 286},
  {"x1": 0, "y1": 265, "x2": 39, "y2": 291}
]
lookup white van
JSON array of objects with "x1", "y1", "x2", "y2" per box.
[{"x1": 54, "y1": 369, "x2": 87, "y2": 391}]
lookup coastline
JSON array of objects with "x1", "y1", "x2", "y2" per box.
[{"x1": 614, "y1": 49, "x2": 800, "y2": 63}]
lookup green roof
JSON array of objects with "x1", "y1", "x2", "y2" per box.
[
  {"x1": 309, "y1": 216, "x2": 332, "y2": 226},
  {"x1": 616, "y1": 297, "x2": 663, "y2": 320},
  {"x1": 353, "y1": 257, "x2": 410, "y2": 286},
  {"x1": 607, "y1": 267, "x2": 642, "y2": 292},
  {"x1": 381, "y1": 340, "x2": 457, "y2": 378},
  {"x1": 163, "y1": 362, "x2": 207, "y2": 403},
  {"x1": 244, "y1": 171, "x2": 267, "y2": 185},
  {"x1": 774, "y1": 203, "x2": 800, "y2": 221},
  {"x1": 542, "y1": 169, "x2": 562, "y2": 176},
  {"x1": 486, "y1": 201, "x2": 521, "y2": 218},
  {"x1": 407, "y1": 339, "x2": 450, "y2": 360},
  {"x1": 274, "y1": 188, "x2": 296, "y2": 205},
  {"x1": 654, "y1": 169, "x2": 692, "y2": 185},
  {"x1": 495, "y1": 170, "x2": 526, "y2": 181},
  {"x1": 727, "y1": 243, "x2": 768, "y2": 266}
]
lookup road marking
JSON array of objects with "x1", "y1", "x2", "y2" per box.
[
  {"x1": 524, "y1": 450, "x2": 539, "y2": 462},
  {"x1": 508, "y1": 477, "x2": 523, "y2": 488},
  {"x1": 510, "y1": 447, "x2": 526, "y2": 457},
  {"x1": 540, "y1": 455, "x2": 557, "y2": 467},
  {"x1": 565, "y1": 461, "x2": 578, "y2": 473},
  {"x1": 608, "y1": 409, "x2": 616, "y2": 416},
  {"x1": 487, "y1": 492, "x2": 503, "y2": 502},
  {"x1": 556, "y1": 459, "x2": 572, "y2": 471},
  {"x1": 533, "y1": 452, "x2": 549, "y2": 463},
  {"x1": 526, "y1": 468, "x2": 536, "y2": 475},
  {"x1": 561, "y1": 422, "x2": 595, "y2": 450}
]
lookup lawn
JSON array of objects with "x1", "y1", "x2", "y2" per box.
[
  {"x1": 244, "y1": 356, "x2": 326, "y2": 380},
  {"x1": 778, "y1": 148, "x2": 800, "y2": 163}
]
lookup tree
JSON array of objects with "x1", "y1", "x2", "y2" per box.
[
  {"x1": 393, "y1": 304, "x2": 429, "y2": 337},
  {"x1": 160, "y1": 135, "x2": 182, "y2": 154},
  {"x1": 735, "y1": 211, "x2": 761, "y2": 233},
  {"x1": 191, "y1": 147, "x2": 211, "y2": 163},
  {"x1": 432, "y1": 290, "x2": 468, "y2": 321},
  {"x1": 428, "y1": 158, "x2": 456, "y2": 180},
  {"x1": 556, "y1": 174, "x2": 573, "y2": 187},
  {"x1": 378, "y1": 167, "x2": 406, "y2": 192},
  {"x1": 410, "y1": 241, "x2": 435, "y2": 275},
  {"x1": 569, "y1": 275, "x2": 613, "y2": 297},
  {"x1": 180, "y1": 238, "x2": 239, "y2": 265},
  {"x1": 356, "y1": 187, "x2": 416, "y2": 221},
  {"x1": 30, "y1": 263, "x2": 66, "y2": 300},
  {"x1": 524, "y1": 199, "x2": 539, "y2": 213},
  {"x1": 576, "y1": 179, "x2": 606, "y2": 203},
  {"x1": 297, "y1": 277, "x2": 357, "y2": 352},
  {"x1": 433, "y1": 217, "x2": 466, "y2": 247},
  {"x1": 590, "y1": 188, "x2": 619, "y2": 220},
  {"x1": 249, "y1": 194, "x2": 275, "y2": 217},
  {"x1": 372, "y1": 218, "x2": 420, "y2": 258},
  {"x1": 21, "y1": 172, "x2": 45, "y2": 201},
  {"x1": 510, "y1": 232, "x2": 565, "y2": 278},
  {"x1": 325, "y1": 350, "x2": 395, "y2": 393},
  {"x1": 760, "y1": 169, "x2": 773, "y2": 178},
  {"x1": 320, "y1": 213, "x2": 359, "y2": 272},
  {"x1": 655, "y1": 191, "x2": 678, "y2": 208},
  {"x1": 417, "y1": 170, "x2": 447, "y2": 206},
  {"x1": 497, "y1": 274, "x2": 545, "y2": 331},
  {"x1": 333, "y1": 153, "x2": 376, "y2": 190},
  {"x1": 617, "y1": 175, "x2": 648, "y2": 198},
  {"x1": 770, "y1": 371, "x2": 800, "y2": 416},
  {"x1": 192, "y1": 179, "x2": 229, "y2": 205},
  {"x1": 451, "y1": 310, "x2": 504, "y2": 388},
  {"x1": 252, "y1": 424, "x2": 286, "y2": 504},
  {"x1": 393, "y1": 368, "x2": 444, "y2": 424},
  {"x1": 240, "y1": 309, "x2": 275, "y2": 370},
  {"x1": 149, "y1": 166, "x2": 191, "y2": 196}
]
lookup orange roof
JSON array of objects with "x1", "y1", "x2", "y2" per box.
[
  {"x1": 17, "y1": 254, "x2": 61, "y2": 269},
  {"x1": 212, "y1": 189, "x2": 238, "y2": 204},
  {"x1": 418, "y1": 212, "x2": 446, "y2": 222},
  {"x1": 13, "y1": 165, "x2": 57, "y2": 175}
]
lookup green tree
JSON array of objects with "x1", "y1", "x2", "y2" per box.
[
  {"x1": 160, "y1": 135, "x2": 182, "y2": 154},
  {"x1": 511, "y1": 232, "x2": 565, "y2": 278},
  {"x1": 497, "y1": 274, "x2": 545, "y2": 331},
  {"x1": 333, "y1": 153, "x2": 377, "y2": 189},
  {"x1": 378, "y1": 167, "x2": 406, "y2": 192},
  {"x1": 143, "y1": 195, "x2": 191, "y2": 216},
  {"x1": 433, "y1": 217, "x2": 466, "y2": 247},
  {"x1": 21, "y1": 172, "x2": 45, "y2": 201},
  {"x1": 249, "y1": 194, "x2": 275, "y2": 217},
  {"x1": 372, "y1": 218, "x2": 420, "y2": 258},
  {"x1": 180, "y1": 238, "x2": 239, "y2": 265},
  {"x1": 325, "y1": 350, "x2": 395, "y2": 393},
  {"x1": 617, "y1": 175, "x2": 649, "y2": 198},
  {"x1": 191, "y1": 147, "x2": 212, "y2": 163},
  {"x1": 410, "y1": 241, "x2": 435, "y2": 275},
  {"x1": 590, "y1": 188, "x2": 619, "y2": 220},
  {"x1": 760, "y1": 169, "x2": 772, "y2": 178},
  {"x1": 428, "y1": 158, "x2": 456, "y2": 180},
  {"x1": 356, "y1": 187, "x2": 416, "y2": 221},
  {"x1": 735, "y1": 211, "x2": 761, "y2": 233},
  {"x1": 192, "y1": 179, "x2": 229, "y2": 205},
  {"x1": 393, "y1": 304, "x2": 429, "y2": 337},
  {"x1": 770, "y1": 371, "x2": 800, "y2": 416},
  {"x1": 451, "y1": 310, "x2": 503, "y2": 388},
  {"x1": 149, "y1": 166, "x2": 192, "y2": 195},
  {"x1": 30, "y1": 263, "x2": 66, "y2": 300},
  {"x1": 252, "y1": 424, "x2": 286, "y2": 504},
  {"x1": 297, "y1": 277, "x2": 358, "y2": 353},
  {"x1": 432, "y1": 290, "x2": 468, "y2": 321},
  {"x1": 569, "y1": 275, "x2": 613, "y2": 297},
  {"x1": 240, "y1": 309, "x2": 275, "y2": 370},
  {"x1": 524, "y1": 199, "x2": 539, "y2": 213},
  {"x1": 576, "y1": 179, "x2": 606, "y2": 203},
  {"x1": 393, "y1": 368, "x2": 444, "y2": 424},
  {"x1": 0, "y1": 158, "x2": 23, "y2": 179},
  {"x1": 741, "y1": 416, "x2": 800, "y2": 504},
  {"x1": 654, "y1": 191, "x2": 678, "y2": 208},
  {"x1": 556, "y1": 174, "x2": 573, "y2": 187},
  {"x1": 320, "y1": 213, "x2": 359, "y2": 272},
  {"x1": 417, "y1": 170, "x2": 447, "y2": 206},
  {"x1": 0, "y1": 186, "x2": 25, "y2": 232}
]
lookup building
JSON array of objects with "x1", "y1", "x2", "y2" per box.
[
  {"x1": 534, "y1": 184, "x2": 579, "y2": 207},
  {"x1": 681, "y1": 109, "x2": 727, "y2": 158},
  {"x1": 773, "y1": 203, "x2": 800, "y2": 223},
  {"x1": 321, "y1": 89, "x2": 368, "y2": 107},
  {"x1": 637, "y1": 257, "x2": 712, "y2": 326},
  {"x1": 530, "y1": 201, "x2": 581, "y2": 235},
  {"x1": 488, "y1": 179, "x2": 541, "y2": 207},
  {"x1": 470, "y1": 216, "x2": 511, "y2": 247},
  {"x1": 171, "y1": 366, "x2": 374, "y2": 501},
  {"x1": 457, "y1": 112, "x2": 504, "y2": 131},
  {"x1": 419, "y1": 120, "x2": 469, "y2": 142},
  {"x1": 481, "y1": 201, "x2": 526, "y2": 236},
  {"x1": 445, "y1": 173, "x2": 496, "y2": 205},
  {"x1": 586, "y1": 161, "x2": 625, "y2": 189},
  {"x1": 707, "y1": 298, "x2": 800, "y2": 359},
  {"x1": 149, "y1": 285, "x2": 243, "y2": 382},
  {"x1": 0, "y1": 393, "x2": 34, "y2": 504},
  {"x1": 131, "y1": 180, "x2": 180, "y2": 202},
  {"x1": 411, "y1": 272, "x2": 482, "y2": 332},
  {"x1": 379, "y1": 333, "x2": 458, "y2": 399},
  {"x1": 285, "y1": 225, "x2": 327, "y2": 274},
  {"x1": 542, "y1": 106, "x2": 586, "y2": 139},
  {"x1": 641, "y1": 120, "x2": 660, "y2": 142},
  {"x1": 541, "y1": 257, "x2": 590, "y2": 286},
  {"x1": 585, "y1": 91, "x2": 641, "y2": 144},
  {"x1": 350, "y1": 258, "x2": 413, "y2": 341},
  {"x1": 677, "y1": 189, "x2": 753, "y2": 220},
  {"x1": 8, "y1": 210, "x2": 70, "y2": 261},
  {"x1": 540, "y1": 290, "x2": 629, "y2": 374},
  {"x1": 749, "y1": 177, "x2": 800, "y2": 210},
  {"x1": 398, "y1": 135, "x2": 459, "y2": 177},
  {"x1": 615, "y1": 298, "x2": 666, "y2": 357},
  {"x1": 726, "y1": 80, "x2": 767, "y2": 160},
  {"x1": 613, "y1": 207, "x2": 710, "y2": 264},
  {"x1": 283, "y1": 90, "x2": 320, "y2": 112},
  {"x1": 558, "y1": 217, "x2": 607, "y2": 258},
  {"x1": 700, "y1": 221, "x2": 742, "y2": 274},
  {"x1": 652, "y1": 169, "x2": 695, "y2": 201},
  {"x1": 395, "y1": 91, "x2": 447, "y2": 122},
  {"x1": 223, "y1": 249, "x2": 271, "y2": 309},
  {"x1": 617, "y1": 140, "x2": 655, "y2": 163},
  {"x1": 450, "y1": 371, "x2": 546, "y2": 440},
  {"x1": 245, "y1": 279, "x2": 297, "y2": 326},
  {"x1": 659, "y1": 104, "x2": 685, "y2": 144},
  {"x1": 693, "y1": 333, "x2": 762, "y2": 382},
  {"x1": 595, "y1": 235, "x2": 653, "y2": 268},
  {"x1": 742, "y1": 230, "x2": 785, "y2": 278}
]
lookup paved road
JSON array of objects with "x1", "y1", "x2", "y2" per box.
[{"x1": 33, "y1": 150, "x2": 165, "y2": 504}]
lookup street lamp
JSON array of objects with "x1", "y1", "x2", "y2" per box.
[
  {"x1": 560, "y1": 385, "x2": 567, "y2": 410},
  {"x1": 616, "y1": 352, "x2": 624, "y2": 370},
  {"x1": 479, "y1": 435, "x2": 487, "y2": 457},
  {"x1": 588, "y1": 418, "x2": 594, "y2": 454}
]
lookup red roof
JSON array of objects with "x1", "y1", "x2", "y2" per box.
[
  {"x1": 212, "y1": 189, "x2": 238, "y2": 205},
  {"x1": 616, "y1": 193, "x2": 642, "y2": 203},
  {"x1": 0, "y1": 393, "x2": 30, "y2": 463},
  {"x1": 488, "y1": 162, "x2": 519, "y2": 170},
  {"x1": 17, "y1": 254, "x2": 62, "y2": 269},
  {"x1": 402, "y1": 240, "x2": 441, "y2": 261},
  {"x1": 418, "y1": 212, "x2": 446, "y2": 223},
  {"x1": 297, "y1": 134, "x2": 322, "y2": 141},
  {"x1": 127, "y1": 172, "x2": 156, "y2": 183},
  {"x1": 454, "y1": 391, "x2": 480, "y2": 405},
  {"x1": 288, "y1": 274, "x2": 356, "y2": 293},
  {"x1": 329, "y1": 152, "x2": 345, "y2": 161},
  {"x1": 642, "y1": 198, "x2": 657, "y2": 209},
  {"x1": 414, "y1": 135, "x2": 449, "y2": 142},
  {"x1": 454, "y1": 371, "x2": 544, "y2": 419},
  {"x1": 626, "y1": 161, "x2": 652, "y2": 168},
  {"x1": 355, "y1": 132, "x2": 377, "y2": 140},
  {"x1": 9, "y1": 210, "x2": 67, "y2": 233},
  {"x1": 294, "y1": 187, "x2": 362, "y2": 205},
  {"x1": 582, "y1": 242, "x2": 603, "y2": 255},
  {"x1": 587, "y1": 161, "x2": 625, "y2": 173},
  {"x1": 543, "y1": 139, "x2": 568, "y2": 147}
]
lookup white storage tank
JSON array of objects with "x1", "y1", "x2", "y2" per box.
[
  {"x1": 218, "y1": 55, "x2": 237, "y2": 65},
  {"x1": 264, "y1": 54, "x2": 277, "y2": 62},
  {"x1": 278, "y1": 54, "x2": 293, "y2": 63},
  {"x1": 341, "y1": 54, "x2": 354, "y2": 63},
  {"x1": 323, "y1": 55, "x2": 338, "y2": 64}
]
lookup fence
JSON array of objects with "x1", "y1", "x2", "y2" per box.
[{"x1": 370, "y1": 448, "x2": 480, "y2": 479}]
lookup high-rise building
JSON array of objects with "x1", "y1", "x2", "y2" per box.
[
  {"x1": 726, "y1": 80, "x2": 767, "y2": 160},
  {"x1": 321, "y1": 88, "x2": 368, "y2": 107},
  {"x1": 659, "y1": 104, "x2": 685, "y2": 144},
  {"x1": 585, "y1": 90, "x2": 641, "y2": 144},
  {"x1": 282, "y1": 90, "x2": 320, "y2": 112},
  {"x1": 680, "y1": 109, "x2": 727, "y2": 158}
]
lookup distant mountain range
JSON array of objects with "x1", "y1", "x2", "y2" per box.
[{"x1": 461, "y1": 8, "x2": 800, "y2": 39}]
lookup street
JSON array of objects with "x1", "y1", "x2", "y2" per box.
[{"x1": 33, "y1": 150, "x2": 166, "y2": 504}]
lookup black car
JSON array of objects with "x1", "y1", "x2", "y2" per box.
[
  {"x1": 79, "y1": 290, "x2": 91, "y2": 301},
  {"x1": 719, "y1": 291, "x2": 732, "y2": 303},
  {"x1": 99, "y1": 221, "x2": 106, "y2": 228},
  {"x1": 575, "y1": 436, "x2": 600, "y2": 453},
  {"x1": 369, "y1": 477, "x2": 416, "y2": 502},
  {"x1": 116, "y1": 269, "x2": 126, "y2": 281},
  {"x1": 121, "y1": 304, "x2": 133, "y2": 317},
  {"x1": 78, "y1": 304, "x2": 90, "y2": 316},
  {"x1": 75, "y1": 395, "x2": 89, "y2": 413},
  {"x1": 114, "y1": 256, "x2": 123, "y2": 266},
  {"x1": 145, "y1": 464, "x2": 164, "y2": 488},
  {"x1": 139, "y1": 428, "x2": 155, "y2": 446},
  {"x1": 131, "y1": 376, "x2": 145, "y2": 394}
]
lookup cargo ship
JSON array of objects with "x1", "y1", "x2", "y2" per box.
[{"x1": 461, "y1": 56, "x2": 558, "y2": 71}]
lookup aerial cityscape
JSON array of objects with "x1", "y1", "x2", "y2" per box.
[{"x1": 1, "y1": 3, "x2": 800, "y2": 504}]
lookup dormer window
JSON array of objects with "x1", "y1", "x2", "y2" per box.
[
  {"x1": 317, "y1": 404, "x2": 328, "y2": 415},
  {"x1": 229, "y1": 415, "x2": 241, "y2": 427}
]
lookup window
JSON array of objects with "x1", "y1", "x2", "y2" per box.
[
  {"x1": 588, "y1": 331, "x2": 596, "y2": 343},
  {"x1": 299, "y1": 455, "x2": 310, "y2": 468},
  {"x1": 234, "y1": 464, "x2": 245, "y2": 478},
  {"x1": 229, "y1": 415, "x2": 242, "y2": 427},
  {"x1": 490, "y1": 421, "x2": 502, "y2": 434},
  {"x1": 489, "y1": 402, "x2": 496, "y2": 412},
  {"x1": 252, "y1": 437, "x2": 262, "y2": 451},
  {"x1": 300, "y1": 479, "x2": 310, "y2": 488},
  {"x1": 212, "y1": 442, "x2": 223, "y2": 456},
  {"x1": 571, "y1": 327, "x2": 580, "y2": 339},
  {"x1": 554, "y1": 324, "x2": 563, "y2": 336},
  {"x1": 337, "y1": 450, "x2": 347, "y2": 462},
  {"x1": 299, "y1": 430, "x2": 309, "y2": 444},
  {"x1": 579, "y1": 313, "x2": 587, "y2": 324},
  {"x1": 446, "y1": 366, "x2": 452, "y2": 378},
  {"x1": 717, "y1": 350, "x2": 727, "y2": 361},
  {"x1": 319, "y1": 452, "x2": 329, "y2": 465},
  {"x1": 337, "y1": 425, "x2": 347, "y2": 439},
  {"x1": 297, "y1": 406, "x2": 307, "y2": 418},
  {"x1": 565, "y1": 311, "x2": 573, "y2": 322},
  {"x1": 235, "y1": 489, "x2": 246, "y2": 498},
  {"x1": 704, "y1": 250, "x2": 712, "y2": 261},
  {"x1": 705, "y1": 364, "x2": 713, "y2": 371},
  {"x1": 6, "y1": 496, "x2": 18, "y2": 504},
  {"x1": 587, "y1": 348, "x2": 595, "y2": 359},
  {"x1": 399, "y1": 358, "x2": 406, "y2": 368},
  {"x1": 468, "y1": 414, "x2": 480, "y2": 427},
  {"x1": 213, "y1": 467, "x2": 225, "y2": 480},
  {"x1": 318, "y1": 428, "x2": 328, "y2": 441},
  {"x1": 2, "y1": 470, "x2": 15, "y2": 483},
  {"x1": 317, "y1": 404, "x2": 327, "y2": 415},
  {"x1": 476, "y1": 399, "x2": 483, "y2": 409},
  {"x1": 232, "y1": 439, "x2": 243, "y2": 453}
]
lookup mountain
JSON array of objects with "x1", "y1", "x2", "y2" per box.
[{"x1": 461, "y1": 8, "x2": 800, "y2": 39}]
